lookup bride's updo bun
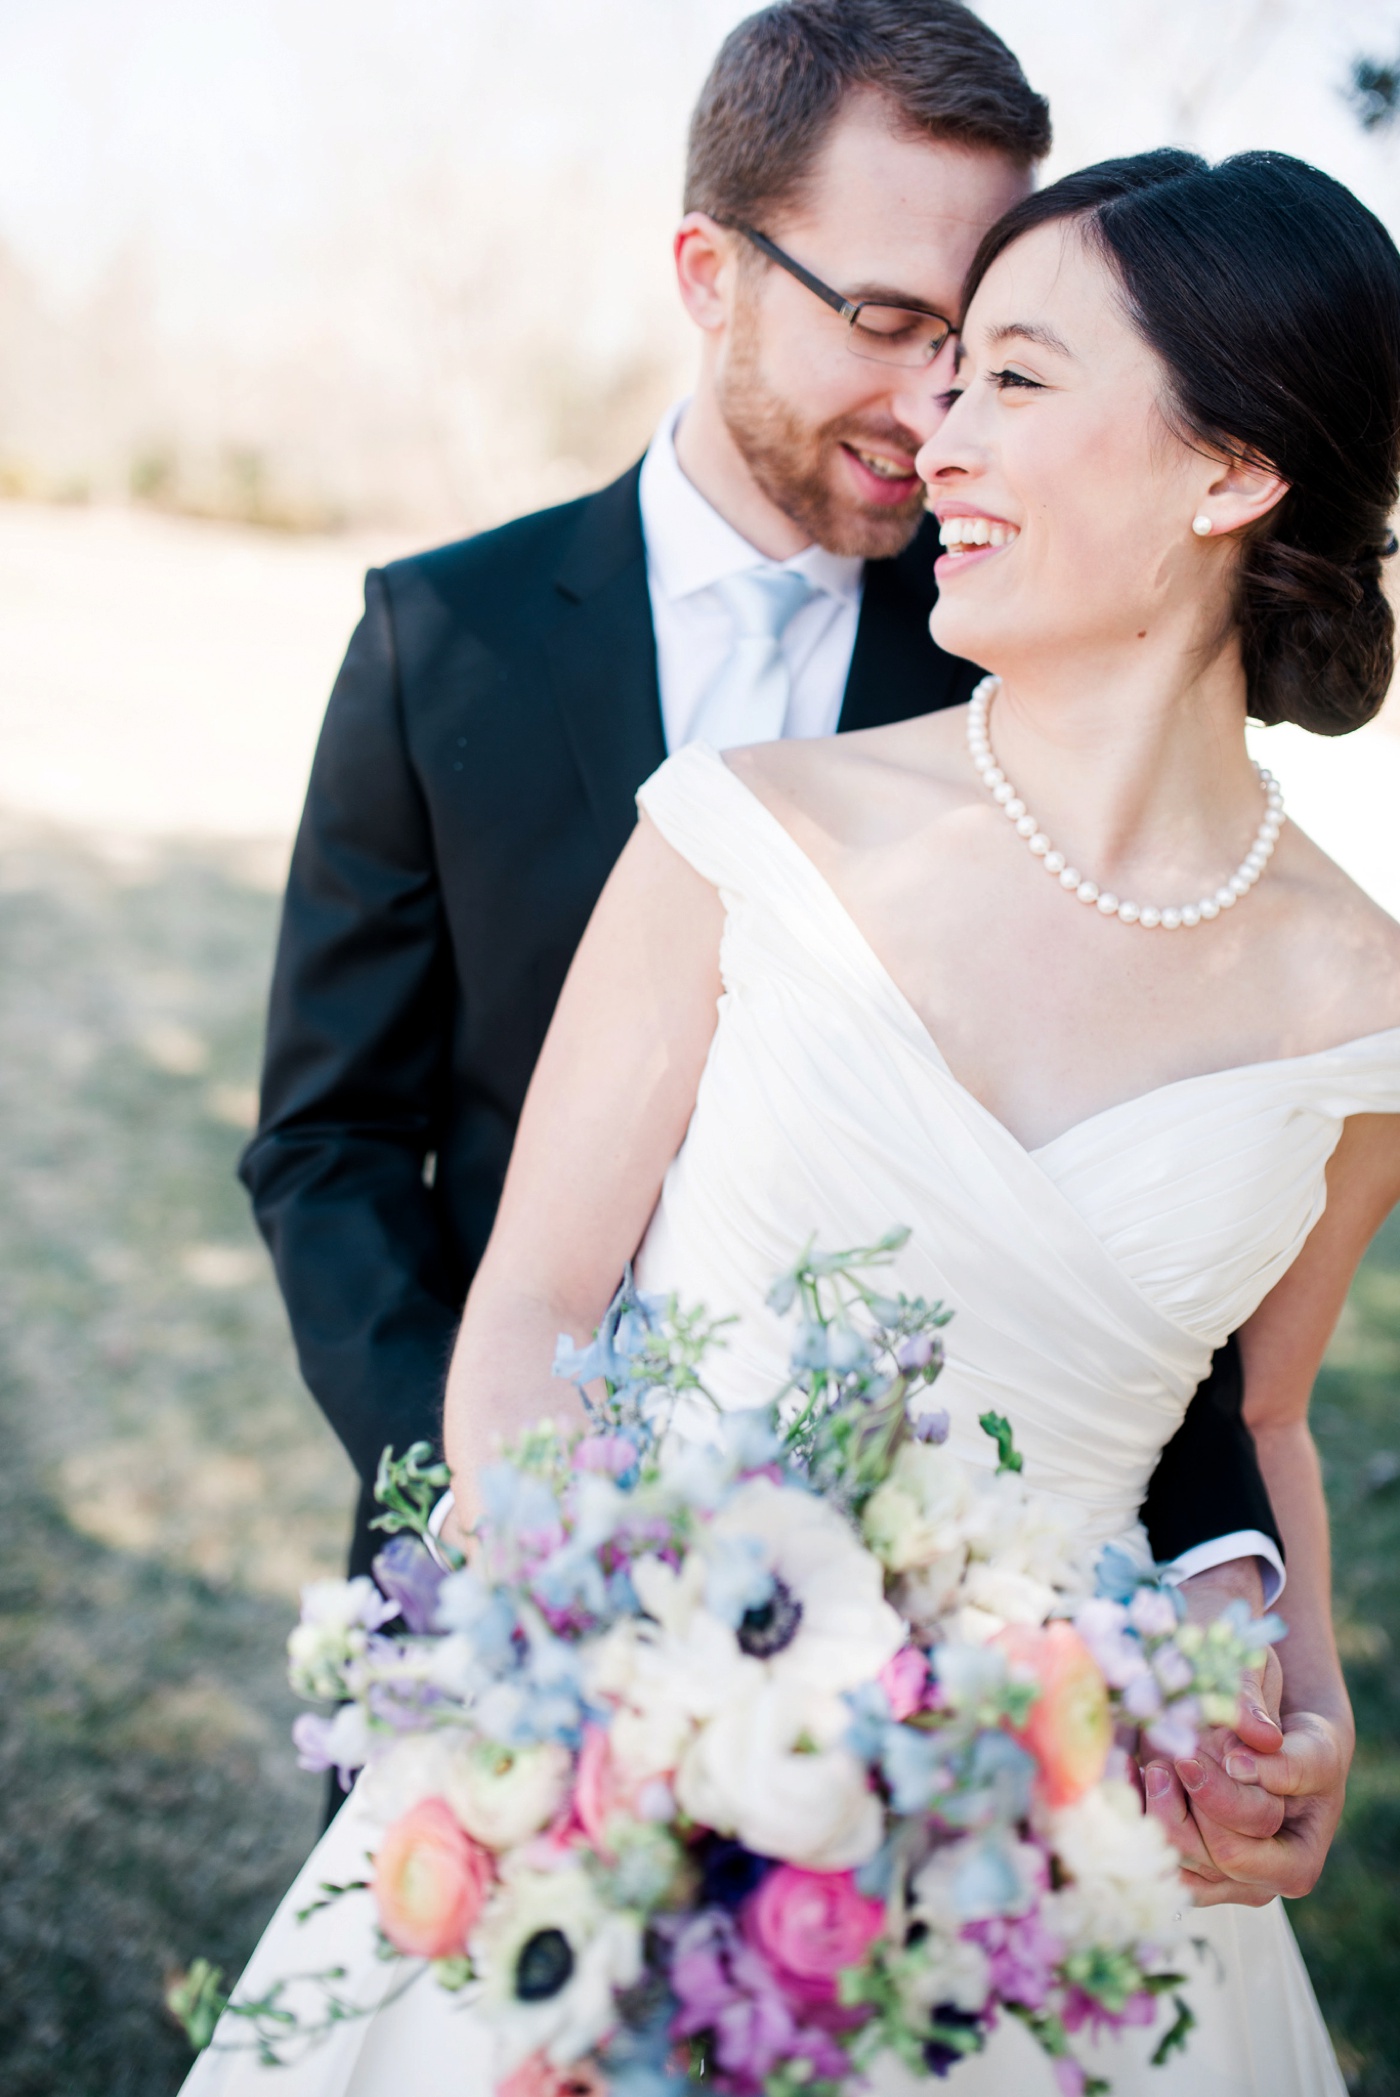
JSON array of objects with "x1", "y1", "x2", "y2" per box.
[{"x1": 962, "y1": 149, "x2": 1400, "y2": 735}]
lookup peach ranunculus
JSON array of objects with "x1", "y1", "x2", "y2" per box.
[
  {"x1": 372, "y1": 1795, "x2": 495, "y2": 1958},
  {"x1": 997, "y1": 1621, "x2": 1112, "y2": 1809},
  {"x1": 496, "y1": 2052, "x2": 610, "y2": 2097},
  {"x1": 741, "y1": 1863, "x2": 885, "y2": 2009}
]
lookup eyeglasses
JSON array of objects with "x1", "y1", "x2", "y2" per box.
[{"x1": 737, "y1": 225, "x2": 954, "y2": 367}]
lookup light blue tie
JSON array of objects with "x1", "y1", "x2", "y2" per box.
[{"x1": 688, "y1": 567, "x2": 814, "y2": 750}]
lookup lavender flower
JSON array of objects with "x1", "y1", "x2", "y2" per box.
[{"x1": 371, "y1": 1535, "x2": 447, "y2": 1635}]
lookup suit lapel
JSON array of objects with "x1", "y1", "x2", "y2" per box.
[
  {"x1": 542, "y1": 464, "x2": 666, "y2": 864},
  {"x1": 839, "y1": 516, "x2": 984, "y2": 731}
]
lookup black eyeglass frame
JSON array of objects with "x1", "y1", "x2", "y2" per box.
[{"x1": 736, "y1": 224, "x2": 955, "y2": 364}]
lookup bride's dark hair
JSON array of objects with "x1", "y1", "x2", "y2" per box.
[{"x1": 961, "y1": 149, "x2": 1400, "y2": 735}]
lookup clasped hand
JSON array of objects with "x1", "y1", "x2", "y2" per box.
[{"x1": 1142, "y1": 1573, "x2": 1352, "y2": 1906}]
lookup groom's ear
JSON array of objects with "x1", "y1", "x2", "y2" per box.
[
  {"x1": 674, "y1": 213, "x2": 741, "y2": 335},
  {"x1": 1194, "y1": 449, "x2": 1290, "y2": 539}
]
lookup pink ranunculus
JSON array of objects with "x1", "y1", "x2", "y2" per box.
[
  {"x1": 879, "y1": 1646, "x2": 930, "y2": 1722},
  {"x1": 496, "y1": 2054, "x2": 610, "y2": 2097},
  {"x1": 372, "y1": 1795, "x2": 494, "y2": 1959},
  {"x1": 573, "y1": 1723, "x2": 630, "y2": 1860},
  {"x1": 741, "y1": 1864, "x2": 885, "y2": 2010},
  {"x1": 494, "y1": 2046, "x2": 607, "y2": 2097}
]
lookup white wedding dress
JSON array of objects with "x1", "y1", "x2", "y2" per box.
[{"x1": 186, "y1": 740, "x2": 1400, "y2": 2097}]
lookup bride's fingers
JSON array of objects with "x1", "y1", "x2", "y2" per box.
[{"x1": 1143, "y1": 1762, "x2": 1225, "y2": 1879}]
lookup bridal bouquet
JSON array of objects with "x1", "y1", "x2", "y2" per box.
[{"x1": 173, "y1": 1232, "x2": 1281, "y2": 2095}]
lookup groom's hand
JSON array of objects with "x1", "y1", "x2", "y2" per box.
[{"x1": 1143, "y1": 1706, "x2": 1350, "y2": 1906}]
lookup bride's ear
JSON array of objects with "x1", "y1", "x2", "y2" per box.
[{"x1": 1190, "y1": 449, "x2": 1290, "y2": 540}]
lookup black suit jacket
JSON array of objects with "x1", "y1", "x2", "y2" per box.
[{"x1": 242, "y1": 462, "x2": 1280, "y2": 1578}]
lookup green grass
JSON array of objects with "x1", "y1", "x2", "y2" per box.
[
  {"x1": 0, "y1": 819, "x2": 1394, "y2": 2093},
  {"x1": 0, "y1": 822, "x2": 350, "y2": 2096}
]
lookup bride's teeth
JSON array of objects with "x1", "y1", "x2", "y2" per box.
[{"x1": 938, "y1": 516, "x2": 1019, "y2": 551}]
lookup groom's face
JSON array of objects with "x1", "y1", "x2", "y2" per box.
[{"x1": 714, "y1": 94, "x2": 1030, "y2": 559}]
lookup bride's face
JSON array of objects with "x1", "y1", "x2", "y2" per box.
[{"x1": 919, "y1": 221, "x2": 1224, "y2": 676}]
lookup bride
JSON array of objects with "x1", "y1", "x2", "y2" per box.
[{"x1": 188, "y1": 149, "x2": 1400, "y2": 2094}]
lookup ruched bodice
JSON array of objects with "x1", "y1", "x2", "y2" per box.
[{"x1": 635, "y1": 741, "x2": 1400, "y2": 1548}]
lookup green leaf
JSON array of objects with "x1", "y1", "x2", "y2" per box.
[
  {"x1": 1150, "y1": 1995, "x2": 1197, "y2": 2066},
  {"x1": 166, "y1": 1959, "x2": 228, "y2": 2052},
  {"x1": 977, "y1": 1411, "x2": 1024, "y2": 1474}
]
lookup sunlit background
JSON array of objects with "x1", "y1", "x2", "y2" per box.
[{"x1": 0, "y1": 5, "x2": 1398, "y2": 2093}]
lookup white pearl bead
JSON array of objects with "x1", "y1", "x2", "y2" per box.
[{"x1": 964, "y1": 678, "x2": 1283, "y2": 933}]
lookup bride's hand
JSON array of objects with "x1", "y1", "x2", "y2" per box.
[{"x1": 1143, "y1": 1696, "x2": 1352, "y2": 1907}]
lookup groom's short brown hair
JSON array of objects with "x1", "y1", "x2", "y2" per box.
[{"x1": 685, "y1": 0, "x2": 1050, "y2": 227}]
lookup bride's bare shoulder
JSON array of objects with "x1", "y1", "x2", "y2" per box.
[
  {"x1": 1274, "y1": 815, "x2": 1400, "y2": 1038},
  {"x1": 723, "y1": 708, "x2": 974, "y2": 852}
]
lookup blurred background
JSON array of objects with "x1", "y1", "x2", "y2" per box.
[{"x1": 0, "y1": 2, "x2": 1397, "y2": 2092}]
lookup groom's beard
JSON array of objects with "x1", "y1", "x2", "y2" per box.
[{"x1": 717, "y1": 310, "x2": 928, "y2": 561}]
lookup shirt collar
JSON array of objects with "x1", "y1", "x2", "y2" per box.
[{"x1": 638, "y1": 398, "x2": 863, "y2": 607}]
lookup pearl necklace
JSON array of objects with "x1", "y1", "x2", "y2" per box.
[{"x1": 966, "y1": 675, "x2": 1283, "y2": 930}]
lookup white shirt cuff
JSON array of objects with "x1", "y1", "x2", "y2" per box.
[
  {"x1": 1159, "y1": 1528, "x2": 1285, "y2": 1606},
  {"x1": 425, "y1": 1488, "x2": 455, "y2": 1569}
]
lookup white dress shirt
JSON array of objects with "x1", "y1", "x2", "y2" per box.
[{"x1": 638, "y1": 400, "x2": 863, "y2": 751}]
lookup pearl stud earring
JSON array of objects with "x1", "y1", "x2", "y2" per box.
[{"x1": 1192, "y1": 514, "x2": 1213, "y2": 537}]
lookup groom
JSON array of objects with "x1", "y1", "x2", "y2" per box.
[{"x1": 243, "y1": 0, "x2": 1326, "y2": 1890}]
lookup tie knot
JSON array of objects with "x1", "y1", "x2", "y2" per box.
[{"x1": 716, "y1": 565, "x2": 814, "y2": 642}]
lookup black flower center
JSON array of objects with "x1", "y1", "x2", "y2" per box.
[
  {"x1": 514, "y1": 1927, "x2": 574, "y2": 2002},
  {"x1": 737, "y1": 1575, "x2": 804, "y2": 1658}
]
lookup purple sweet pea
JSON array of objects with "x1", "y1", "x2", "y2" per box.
[
  {"x1": 372, "y1": 1534, "x2": 447, "y2": 1635},
  {"x1": 963, "y1": 1908, "x2": 1062, "y2": 2013},
  {"x1": 669, "y1": 1910, "x2": 850, "y2": 2094}
]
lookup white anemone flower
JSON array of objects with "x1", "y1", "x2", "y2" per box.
[
  {"x1": 473, "y1": 1855, "x2": 643, "y2": 2071},
  {"x1": 702, "y1": 1475, "x2": 906, "y2": 1694},
  {"x1": 676, "y1": 1677, "x2": 883, "y2": 1871}
]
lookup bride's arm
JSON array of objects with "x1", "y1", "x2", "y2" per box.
[
  {"x1": 1147, "y1": 1111, "x2": 1400, "y2": 1902},
  {"x1": 440, "y1": 816, "x2": 724, "y2": 1538}
]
